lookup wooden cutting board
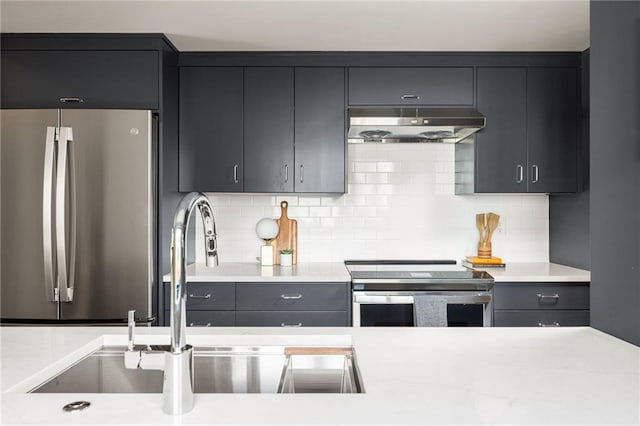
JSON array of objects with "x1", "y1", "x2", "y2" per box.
[{"x1": 272, "y1": 201, "x2": 298, "y2": 265}]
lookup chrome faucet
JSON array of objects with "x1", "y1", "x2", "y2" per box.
[{"x1": 125, "y1": 192, "x2": 218, "y2": 415}]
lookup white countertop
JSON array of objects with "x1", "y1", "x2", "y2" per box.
[
  {"x1": 162, "y1": 262, "x2": 351, "y2": 282},
  {"x1": 2, "y1": 326, "x2": 638, "y2": 425},
  {"x1": 163, "y1": 261, "x2": 590, "y2": 283},
  {"x1": 475, "y1": 262, "x2": 590, "y2": 283}
]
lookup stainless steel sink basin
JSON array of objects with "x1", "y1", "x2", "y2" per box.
[{"x1": 30, "y1": 346, "x2": 363, "y2": 394}]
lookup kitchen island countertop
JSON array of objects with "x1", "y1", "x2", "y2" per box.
[{"x1": 1, "y1": 326, "x2": 638, "y2": 425}]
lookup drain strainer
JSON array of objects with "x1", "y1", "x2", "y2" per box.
[{"x1": 63, "y1": 401, "x2": 90, "y2": 413}]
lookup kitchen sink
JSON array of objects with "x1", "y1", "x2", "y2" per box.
[{"x1": 30, "y1": 346, "x2": 363, "y2": 394}]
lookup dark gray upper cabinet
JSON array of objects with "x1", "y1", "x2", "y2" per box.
[
  {"x1": 244, "y1": 67, "x2": 295, "y2": 192},
  {"x1": 527, "y1": 68, "x2": 578, "y2": 193},
  {"x1": 294, "y1": 67, "x2": 346, "y2": 193},
  {"x1": 475, "y1": 68, "x2": 527, "y2": 193},
  {"x1": 1, "y1": 50, "x2": 159, "y2": 109},
  {"x1": 179, "y1": 67, "x2": 244, "y2": 192},
  {"x1": 460, "y1": 66, "x2": 578, "y2": 194},
  {"x1": 348, "y1": 67, "x2": 474, "y2": 106}
]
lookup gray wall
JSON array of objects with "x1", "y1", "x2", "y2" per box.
[
  {"x1": 590, "y1": 1, "x2": 640, "y2": 346},
  {"x1": 549, "y1": 50, "x2": 590, "y2": 271}
]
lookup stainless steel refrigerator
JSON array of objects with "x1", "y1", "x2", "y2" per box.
[{"x1": 1, "y1": 109, "x2": 155, "y2": 324}]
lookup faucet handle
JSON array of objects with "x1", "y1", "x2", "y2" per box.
[{"x1": 128, "y1": 310, "x2": 135, "y2": 351}]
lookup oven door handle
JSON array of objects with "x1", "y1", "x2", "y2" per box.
[
  {"x1": 353, "y1": 295, "x2": 415, "y2": 304},
  {"x1": 353, "y1": 294, "x2": 492, "y2": 305}
]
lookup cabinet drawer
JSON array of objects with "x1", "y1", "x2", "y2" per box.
[
  {"x1": 235, "y1": 311, "x2": 349, "y2": 327},
  {"x1": 348, "y1": 67, "x2": 473, "y2": 106},
  {"x1": 494, "y1": 310, "x2": 590, "y2": 327},
  {"x1": 493, "y1": 283, "x2": 589, "y2": 310},
  {"x1": 165, "y1": 311, "x2": 235, "y2": 327},
  {"x1": 1, "y1": 51, "x2": 159, "y2": 109},
  {"x1": 236, "y1": 283, "x2": 348, "y2": 311},
  {"x1": 164, "y1": 283, "x2": 235, "y2": 310}
]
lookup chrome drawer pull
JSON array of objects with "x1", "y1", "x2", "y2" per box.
[
  {"x1": 280, "y1": 294, "x2": 303, "y2": 300},
  {"x1": 537, "y1": 322, "x2": 560, "y2": 327},
  {"x1": 59, "y1": 97, "x2": 84, "y2": 103},
  {"x1": 401, "y1": 94, "x2": 419, "y2": 100},
  {"x1": 189, "y1": 293, "x2": 212, "y2": 299},
  {"x1": 189, "y1": 322, "x2": 212, "y2": 327},
  {"x1": 281, "y1": 322, "x2": 303, "y2": 327},
  {"x1": 537, "y1": 293, "x2": 560, "y2": 303}
]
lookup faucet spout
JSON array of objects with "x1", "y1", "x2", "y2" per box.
[
  {"x1": 125, "y1": 192, "x2": 218, "y2": 415},
  {"x1": 170, "y1": 192, "x2": 218, "y2": 353},
  {"x1": 167, "y1": 192, "x2": 218, "y2": 414}
]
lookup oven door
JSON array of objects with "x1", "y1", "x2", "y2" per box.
[{"x1": 352, "y1": 291, "x2": 493, "y2": 327}]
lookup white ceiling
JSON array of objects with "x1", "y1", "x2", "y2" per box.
[{"x1": 0, "y1": 0, "x2": 590, "y2": 52}]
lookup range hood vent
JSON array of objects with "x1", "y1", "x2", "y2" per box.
[{"x1": 348, "y1": 107, "x2": 486, "y2": 144}]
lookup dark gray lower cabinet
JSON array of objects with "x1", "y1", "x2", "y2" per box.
[
  {"x1": 163, "y1": 281, "x2": 350, "y2": 326},
  {"x1": 236, "y1": 282, "x2": 350, "y2": 326},
  {"x1": 163, "y1": 282, "x2": 235, "y2": 326},
  {"x1": 165, "y1": 311, "x2": 235, "y2": 327},
  {"x1": 236, "y1": 311, "x2": 349, "y2": 327},
  {"x1": 236, "y1": 283, "x2": 348, "y2": 311},
  {"x1": 493, "y1": 282, "x2": 590, "y2": 327},
  {"x1": 494, "y1": 310, "x2": 590, "y2": 327}
]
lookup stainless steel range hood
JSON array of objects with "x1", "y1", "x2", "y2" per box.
[{"x1": 348, "y1": 108, "x2": 486, "y2": 143}]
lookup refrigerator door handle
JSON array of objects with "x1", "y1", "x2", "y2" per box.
[
  {"x1": 43, "y1": 127, "x2": 58, "y2": 302},
  {"x1": 55, "y1": 127, "x2": 77, "y2": 303}
]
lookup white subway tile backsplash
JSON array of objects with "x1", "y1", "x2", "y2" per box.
[
  {"x1": 353, "y1": 161, "x2": 377, "y2": 173},
  {"x1": 199, "y1": 144, "x2": 549, "y2": 264},
  {"x1": 298, "y1": 197, "x2": 321, "y2": 206},
  {"x1": 365, "y1": 173, "x2": 389, "y2": 184}
]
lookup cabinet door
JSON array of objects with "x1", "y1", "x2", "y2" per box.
[
  {"x1": 494, "y1": 310, "x2": 589, "y2": 327},
  {"x1": 527, "y1": 68, "x2": 578, "y2": 193},
  {"x1": 493, "y1": 282, "x2": 590, "y2": 310},
  {"x1": 236, "y1": 283, "x2": 349, "y2": 311},
  {"x1": 475, "y1": 68, "x2": 527, "y2": 192},
  {"x1": 294, "y1": 68, "x2": 346, "y2": 193},
  {"x1": 348, "y1": 67, "x2": 474, "y2": 106},
  {"x1": 235, "y1": 311, "x2": 349, "y2": 327},
  {"x1": 179, "y1": 67, "x2": 244, "y2": 192},
  {"x1": 1, "y1": 51, "x2": 159, "y2": 109},
  {"x1": 244, "y1": 67, "x2": 294, "y2": 192}
]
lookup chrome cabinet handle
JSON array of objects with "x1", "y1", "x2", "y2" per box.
[
  {"x1": 532, "y1": 165, "x2": 539, "y2": 183},
  {"x1": 281, "y1": 322, "x2": 302, "y2": 327},
  {"x1": 281, "y1": 294, "x2": 303, "y2": 300},
  {"x1": 56, "y1": 127, "x2": 77, "y2": 303},
  {"x1": 299, "y1": 164, "x2": 304, "y2": 183},
  {"x1": 189, "y1": 322, "x2": 212, "y2": 327},
  {"x1": 537, "y1": 322, "x2": 560, "y2": 327},
  {"x1": 43, "y1": 127, "x2": 57, "y2": 302},
  {"x1": 189, "y1": 293, "x2": 212, "y2": 299},
  {"x1": 59, "y1": 97, "x2": 84, "y2": 103},
  {"x1": 233, "y1": 164, "x2": 239, "y2": 183},
  {"x1": 537, "y1": 293, "x2": 560, "y2": 303},
  {"x1": 401, "y1": 94, "x2": 419, "y2": 100},
  {"x1": 284, "y1": 164, "x2": 289, "y2": 183},
  {"x1": 516, "y1": 165, "x2": 524, "y2": 184}
]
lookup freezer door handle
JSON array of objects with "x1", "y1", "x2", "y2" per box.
[
  {"x1": 55, "y1": 127, "x2": 77, "y2": 303},
  {"x1": 43, "y1": 127, "x2": 58, "y2": 302}
]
